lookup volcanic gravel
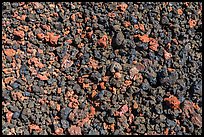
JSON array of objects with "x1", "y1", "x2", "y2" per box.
[{"x1": 2, "y1": 2, "x2": 202, "y2": 135}]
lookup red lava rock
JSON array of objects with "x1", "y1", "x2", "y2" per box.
[
  {"x1": 55, "y1": 128, "x2": 64, "y2": 135},
  {"x1": 97, "y1": 35, "x2": 108, "y2": 48},
  {"x1": 129, "y1": 114, "x2": 134, "y2": 124},
  {"x1": 3, "y1": 68, "x2": 13, "y2": 75},
  {"x1": 4, "y1": 77, "x2": 14, "y2": 84},
  {"x1": 163, "y1": 50, "x2": 172, "y2": 60},
  {"x1": 61, "y1": 54, "x2": 73, "y2": 69},
  {"x1": 149, "y1": 38, "x2": 159, "y2": 51},
  {"x1": 6, "y1": 111, "x2": 13, "y2": 123},
  {"x1": 29, "y1": 124, "x2": 42, "y2": 133},
  {"x1": 123, "y1": 21, "x2": 131, "y2": 27},
  {"x1": 119, "y1": 104, "x2": 128, "y2": 116},
  {"x1": 21, "y1": 15, "x2": 26, "y2": 21},
  {"x1": 164, "y1": 95, "x2": 180, "y2": 109},
  {"x1": 71, "y1": 14, "x2": 76, "y2": 21},
  {"x1": 36, "y1": 33, "x2": 44, "y2": 40},
  {"x1": 45, "y1": 32, "x2": 60, "y2": 45},
  {"x1": 134, "y1": 34, "x2": 150, "y2": 43},
  {"x1": 33, "y1": 2, "x2": 44, "y2": 9},
  {"x1": 114, "y1": 72, "x2": 122, "y2": 79},
  {"x1": 68, "y1": 125, "x2": 82, "y2": 135},
  {"x1": 188, "y1": 19, "x2": 197, "y2": 28},
  {"x1": 29, "y1": 57, "x2": 45, "y2": 68},
  {"x1": 100, "y1": 82, "x2": 106, "y2": 90},
  {"x1": 118, "y1": 3, "x2": 128, "y2": 12},
  {"x1": 13, "y1": 30, "x2": 25, "y2": 39},
  {"x1": 124, "y1": 80, "x2": 132, "y2": 87},
  {"x1": 88, "y1": 57, "x2": 98, "y2": 70},
  {"x1": 4, "y1": 49, "x2": 16, "y2": 57},
  {"x1": 108, "y1": 12, "x2": 116, "y2": 18},
  {"x1": 129, "y1": 67, "x2": 139, "y2": 79},
  {"x1": 177, "y1": 9, "x2": 183, "y2": 15},
  {"x1": 37, "y1": 74, "x2": 49, "y2": 81},
  {"x1": 183, "y1": 100, "x2": 202, "y2": 128},
  {"x1": 87, "y1": 31, "x2": 93, "y2": 39},
  {"x1": 139, "y1": 23, "x2": 145, "y2": 31}
]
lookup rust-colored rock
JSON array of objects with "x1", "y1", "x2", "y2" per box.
[
  {"x1": 182, "y1": 100, "x2": 202, "y2": 128},
  {"x1": 164, "y1": 95, "x2": 180, "y2": 109},
  {"x1": 149, "y1": 38, "x2": 159, "y2": 51},
  {"x1": 36, "y1": 33, "x2": 44, "y2": 40},
  {"x1": 13, "y1": 30, "x2": 25, "y2": 39},
  {"x1": 68, "y1": 125, "x2": 82, "y2": 135},
  {"x1": 118, "y1": 3, "x2": 128, "y2": 12},
  {"x1": 164, "y1": 50, "x2": 172, "y2": 60},
  {"x1": 97, "y1": 35, "x2": 108, "y2": 48},
  {"x1": 55, "y1": 128, "x2": 64, "y2": 135},
  {"x1": 29, "y1": 124, "x2": 42, "y2": 133},
  {"x1": 188, "y1": 19, "x2": 197, "y2": 28},
  {"x1": 37, "y1": 74, "x2": 49, "y2": 81},
  {"x1": 177, "y1": 9, "x2": 183, "y2": 15},
  {"x1": 4, "y1": 49, "x2": 16, "y2": 57},
  {"x1": 6, "y1": 111, "x2": 13, "y2": 123}
]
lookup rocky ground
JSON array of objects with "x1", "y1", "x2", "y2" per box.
[{"x1": 2, "y1": 2, "x2": 202, "y2": 135}]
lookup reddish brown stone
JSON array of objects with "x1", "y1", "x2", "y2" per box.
[
  {"x1": 68, "y1": 125, "x2": 82, "y2": 135},
  {"x1": 13, "y1": 30, "x2": 24, "y2": 39},
  {"x1": 4, "y1": 49, "x2": 16, "y2": 57}
]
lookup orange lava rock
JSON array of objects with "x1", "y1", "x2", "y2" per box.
[
  {"x1": 177, "y1": 9, "x2": 183, "y2": 15},
  {"x1": 102, "y1": 76, "x2": 109, "y2": 82},
  {"x1": 36, "y1": 33, "x2": 44, "y2": 39},
  {"x1": 133, "y1": 101, "x2": 138, "y2": 109},
  {"x1": 6, "y1": 111, "x2": 13, "y2": 123},
  {"x1": 183, "y1": 100, "x2": 202, "y2": 128},
  {"x1": 87, "y1": 31, "x2": 93, "y2": 39},
  {"x1": 88, "y1": 57, "x2": 98, "y2": 70},
  {"x1": 139, "y1": 23, "x2": 145, "y2": 31},
  {"x1": 49, "y1": 33, "x2": 60, "y2": 45},
  {"x1": 114, "y1": 72, "x2": 122, "y2": 79},
  {"x1": 123, "y1": 21, "x2": 131, "y2": 28},
  {"x1": 135, "y1": 34, "x2": 150, "y2": 43},
  {"x1": 164, "y1": 50, "x2": 172, "y2": 60},
  {"x1": 97, "y1": 35, "x2": 108, "y2": 48},
  {"x1": 68, "y1": 125, "x2": 82, "y2": 135},
  {"x1": 71, "y1": 14, "x2": 76, "y2": 21},
  {"x1": 90, "y1": 106, "x2": 96, "y2": 116},
  {"x1": 4, "y1": 77, "x2": 14, "y2": 84},
  {"x1": 188, "y1": 19, "x2": 197, "y2": 28},
  {"x1": 118, "y1": 3, "x2": 128, "y2": 12},
  {"x1": 55, "y1": 128, "x2": 64, "y2": 135},
  {"x1": 30, "y1": 57, "x2": 44, "y2": 68},
  {"x1": 37, "y1": 74, "x2": 49, "y2": 81},
  {"x1": 56, "y1": 104, "x2": 61, "y2": 111},
  {"x1": 120, "y1": 104, "x2": 128, "y2": 114},
  {"x1": 57, "y1": 88, "x2": 62, "y2": 94},
  {"x1": 20, "y1": 15, "x2": 26, "y2": 21},
  {"x1": 4, "y1": 49, "x2": 16, "y2": 57},
  {"x1": 124, "y1": 80, "x2": 132, "y2": 87},
  {"x1": 91, "y1": 90, "x2": 97, "y2": 98},
  {"x1": 164, "y1": 95, "x2": 180, "y2": 109},
  {"x1": 164, "y1": 128, "x2": 169, "y2": 135},
  {"x1": 167, "y1": 68, "x2": 175, "y2": 72},
  {"x1": 129, "y1": 114, "x2": 134, "y2": 124},
  {"x1": 83, "y1": 83, "x2": 90, "y2": 89},
  {"x1": 134, "y1": 24, "x2": 139, "y2": 29},
  {"x1": 100, "y1": 82, "x2": 106, "y2": 90},
  {"x1": 29, "y1": 124, "x2": 42, "y2": 133},
  {"x1": 108, "y1": 12, "x2": 116, "y2": 18},
  {"x1": 13, "y1": 30, "x2": 24, "y2": 39},
  {"x1": 149, "y1": 38, "x2": 159, "y2": 51},
  {"x1": 38, "y1": 48, "x2": 43, "y2": 54}
]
